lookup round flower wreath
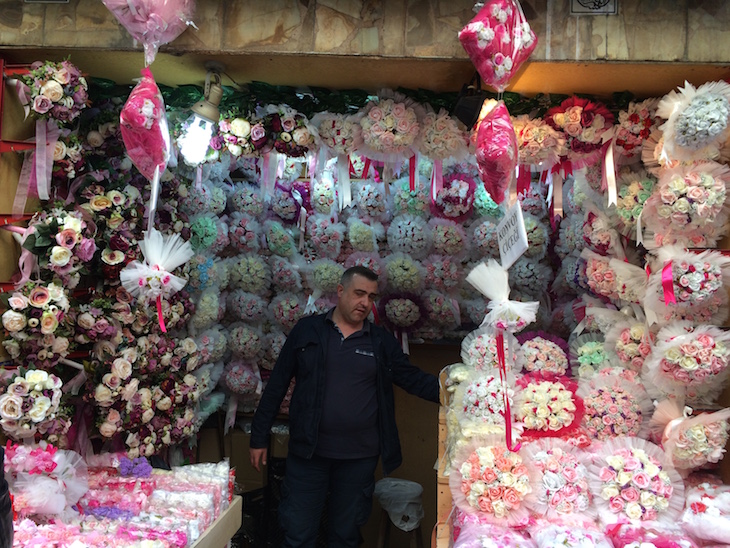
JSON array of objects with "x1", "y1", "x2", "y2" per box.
[
  {"x1": 307, "y1": 215, "x2": 345, "y2": 259},
  {"x1": 423, "y1": 291, "x2": 459, "y2": 328},
  {"x1": 387, "y1": 214, "x2": 432, "y2": 259},
  {"x1": 264, "y1": 220, "x2": 297, "y2": 258},
  {"x1": 569, "y1": 333, "x2": 614, "y2": 380},
  {"x1": 379, "y1": 293, "x2": 426, "y2": 333},
  {"x1": 228, "y1": 182, "x2": 265, "y2": 216},
  {"x1": 306, "y1": 259, "x2": 344, "y2": 295},
  {"x1": 431, "y1": 172, "x2": 476, "y2": 222},
  {"x1": 473, "y1": 182, "x2": 504, "y2": 219},
  {"x1": 228, "y1": 254, "x2": 271, "y2": 296},
  {"x1": 516, "y1": 331, "x2": 570, "y2": 378},
  {"x1": 512, "y1": 115, "x2": 567, "y2": 171},
  {"x1": 357, "y1": 90, "x2": 423, "y2": 162},
  {"x1": 227, "y1": 212, "x2": 261, "y2": 254},
  {"x1": 311, "y1": 174, "x2": 337, "y2": 215},
  {"x1": 356, "y1": 182, "x2": 389, "y2": 220},
  {"x1": 604, "y1": 321, "x2": 654, "y2": 373}
]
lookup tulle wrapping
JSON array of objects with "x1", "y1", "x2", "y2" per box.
[
  {"x1": 514, "y1": 374, "x2": 585, "y2": 440},
  {"x1": 520, "y1": 439, "x2": 596, "y2": 525},
  {"x1": 101, "y1": 0, "x2": 196, "y2": 66},
  {"x1": 642, "y1": 321, "x2": 730, "y2": 405},
  {"x1": 461, "y1": 326, "x2": 519, "y2": 372},
  {"x1": 452, "y1": 368, "x2": 517, "y2": 438},
  {"x1": 119, "y1": 67, "x2": 171, "y2": 182},
  {"x1": 569, "y1": 332, "x2": 620, "y2": 380},
  {"x1": 448, "y1": 434, "x2": 540, "y2": 528},
  {"x1": 581, "y1": 201, "x2": 624, "y2": 259},
  {"x1": 608, "y1": 258, "x2": 647, "y2": 305},
  {"x1": 529, "y1": 521, "x2": 613, "y2": 547},
  {"x1": 452, "y1": 521, "x2": 536, "y2": 548},
  {"x1": 656, "y1": 80, "x2": 730, "y2": 162},
  {"x1": 681, "y1": 483, "x2": 730, "y2": 544},
  {"x1": 458, "y1": 0, "x2": 537, "y2": 93},
  {"x1": 603, "y1": 318, "x2": 654, "y2": 373},
  {"x1": 475, "y1": 101, "x2": 518, "y2": 205},
  {"x1": 588, "y1": 437, "x2": 685, "y2": 528},
  {"x1": 515, "y1": 331, "x2": 571, "y2": 378},
  {"x1": 607, "y1": 523, "x2": 700, "y2": 548}
]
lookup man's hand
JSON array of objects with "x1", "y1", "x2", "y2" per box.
[{"x1": 250, "y1": 447, "x2": 268, "y2": 472}]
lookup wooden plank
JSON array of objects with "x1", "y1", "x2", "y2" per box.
[{"x1": 191, "y1": 495, "x2": 242, "y2": 548}]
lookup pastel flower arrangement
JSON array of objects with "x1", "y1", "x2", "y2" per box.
[
  {"x1": 606, "y1": 322, "x2": 654, "y2": 373},
  {"x1": 189, "y1": 289, "x2": 224, "y2": 332},
  {"x1": 508, "y1": 258, "x2": 553, "y2": 300},
  {"x1": 224, "y1": 361, "x2": 261, "y2": 395},
  {"x1": 228, "y1": 254, "x2": 271, "y2": 296},
  {"x1": 52, "y1": 129, "x2": 85, "y2": 183},
  {"x1": 616, "y1": 169, "x2": 656, "y2": 237},
  {"x1": 418, "y1": 108, "x2": 467, "y2": 160},
  {"x1": 522, "y1": 442, "x2": 592, "y2": 520},
  {"x1": 228, "y1": 324, "x2": 264, "y2": 361},
  {"x1": 269, "y1": 293, "x2": 305, "y2": 332},
  {"x1": 0, "y1": 370, "x2": 64, "y2": 440},
  {"x1": 357, "y1": 182, "x2": 388, "y2": 219},
  {"x1": 194, "y1": 325, "x2": 228, "y2": 364},
  {"x1": 387, "y1": 214, "x2": 432, "y2": 259},
  {"x1": 131, "y1": 333, "x2": 200, "y2": 376},
  {"x1": 423, "y1": 291, "x2": 459, "y2": 327},
  {"x1": 380, "y1": 294, "x2": 425, "y2": 332},
  {"x1": 423, "y1": 254, "x2": 462, "y2": 294},
  {"x1": 311, "y1": 174, "x2": 337, "y2": 214},
  {"x1": 384, "y1": 252, "x2": 425, "y2": 293},
  {"x1": 516, "y1": 332, "x2": 569, "y2": 378},
  {"x1": 72, "y1": 302, "x2": 120, "y2": 346},
  {"x1": 671, "y1": 415, "x2": 730, "y2": 471},
  {"x1": 308, "y1": 259, "x2": 345, "y2": 295},
  {"x1": 262, "y1": 330, "x2": 288, "y2": 371},
  {"x1": 430, "y1": 219, "x2": 468, "y2": 258},
  {"x1": 358, "y1": 91, "x2": 421, "y2": 160},
  {"x1": 545, "y1": 96, "x2": 615, "y2": 166},
  {"x1": 217, "y1": 111, "x2": 264, "y2": 157},
  {"x1": 177, "y1": 182, "x2": 214, "y2": 216},
  {"x1": 261, "y1": 104, "x2": 315, "y2": 157},
  {"x1": 347, "y1": 217, "x2": 379, "y2": 252},
  {"x1": 515, "y1": 376, "x2": 581, "y2": 436},
  {"x1": 450, "y1": 440, "x2": 534, "y2": 525},
  {"x1": 270, "y1": 256, "x2": 303, "y2": 292},
  {"x1": 189, "y1": 214, "x2": 221, "y2": 252},
  {"x1": 16, "y1": 59, "x2": 89, "y2": 124},
  {"x1": 589, "y1": 439, "x2": 684, "y2": 526},
  {"x1": 579, "y1": 378, "x2": 651, "y2": 441},
  {"x1": 228, "y1": 182, "x2": 265, "y2": 216},
  {"x1": 582, "y1": 250, "x2": 620, "y2": 302},
  {"x1": 473, "y1": 183, "x2": 504, "y2": 219},
  {"x1": 431, "y1": 172, "x2": 476, "y2": 222},
  {"x1": 270, "y1": 188, "x2": 300, "y2": 223},
  {"x1": 459, "y1": 373, "x2": 514, "y2": 426},
  {"x1": 523, "y1": 214, "x2": 549, "y2": 260},
  {"x1": 1, "y1": 281, "x2": 72, "y2": 370},
  {"x1": 582, "y1": 209, "x2": 619, "y2": 256},
  {"x1": 471, "y1": 218, "x2": 501, "y2": 259},
  {"x1": 614, "y1": 99, "x2": 660, "y2": 160},
  {"x1": 460, "y1": 330, "x2": 510, "y2": 371},
  {"x1": 512, "y1": 115, "x2": 567, "y2": 170},
  {"x1": 227, "y1": 212, "x2": 261, "y2": 253},
  {"x1": 307, "y1": 215, "x2": 346, "y2": 259},
  {"x1": 345, "y1": 252, "x2": 387, "y2": 290},
  {"x1": 392, "y1": 179, "x2": 429, "y2": 217},
  {"x1": 183, "y1": 254, "x2": 229, "y2": 292},
  {"x1": 264, "y1": 220, "x2": 297, "y2": 258},
  {"x1": 226, "y1": 290, "x2": 268, "y2": 323},
  {"x1": 313, "y1": 111, "x2": 362, "y2": 157},
  {"x1": 570, "y1": 335, "x2": 611, "y2": 379}
]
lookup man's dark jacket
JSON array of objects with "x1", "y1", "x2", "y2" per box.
[{"x1": 250, "y1": 312, "x2": 439, "y2": 475}]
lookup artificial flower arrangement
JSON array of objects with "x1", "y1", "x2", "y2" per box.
[
  {"x1": 384, "y1": 252, "x2": 425, "y2": 293},
  {"x1": 529, "y1": 522, "x2": 612, "y2": 548},
  {"x1": 650, "y1": 398, "x2": 730, "y2": 474},
  {"x1": 429, "y1": 218, "x2": 469, "y2": 258},
  {"x1": 508, "y1": 258, "x2": 553, "y2": 301},
  {"x1": 656, "y1": 80, "x2": 730, "y2": 162},
  {"x1": 223, "y1": 360, "x2": 261, "y2": 396},
  {"x1": 264, "y1": 219, "x2": 297, "y2": 258},
  {"x1": 615, "y1": 167, "x2": 656, "y2": 238},
  {"x1": 604, "y1": 320, "x2": 654, "y2": 373},
  {"x1": 518, "y1": 184, "x2": 549, "y2": 221},
  {"x1": 392, "y1": 178, "x2": 429, "y2": 217},
  {"x1": 431, "y1": 171, "x2": 476, "y2": 222},
  {"x1": 261, "y1": 330, "x2": 288, "y2": 371},
  {"x1": 423, "y1": 254, "x2": 462, "y2": 294},
  {"x1": 515, "y1": 331, "x2": 570, "y2": 378},
  {"x1": 312, "y1": 111, "x2": 363, "y2": 158},
  {"x1": 305, "y1": 259, "x2": 345, "y2": 301},
  {"x1": 545, "y1": 96, "x2": 615, "y2": 168},
  {"x1": 227, "y1": 212, "x2": 261, "y2": 254},
  {"x1": 270, "y1": 255, "x2": 303, "y2": 292},
  {"x1": 260, "y1": 103, "x2": 315, "y2": 157},
  {"x1": 569, "y1": 333, "x2": 615, "y2": 380},
  {"x1": 578, "y1": 375, "x2": 653, "y2": 441},
  {"x1": 217, "y1": 109, "x2": 267, "y2": 158},
  {"x1": 307, "y1": 214, "x2": 346, "y2": 259},
  {"x1": 613, "y1": 98, "x2": 660, "y2": 161},
  {"x1": 588, "y1": 437, "x2": 685, "y2": 527},
  {"x1": 0, "y1": 370, "x2": 64, "y2": 441},
  {"x1": 228, "y1": 323, "x2": 264, "y2": 361},
  {"x1": 580, "y1": 248, "x2": 621, "y2": 303},
  {"x1": 183, "y1": 253, "x2": 229, "y2": 292},
  {"x1": 52, "y1": 129, "x2": 85, "y2": 184},
  {"x1": 386, "y1": 214, "x2": 432, "y2": 259},
  {"x1": 681, "y1": 482, "x2": 730, "y2": 546},
  {"x1": 189, "y1": 288, "x2": 225, "y2": 333},
  {"x1": 345, "y1": 252, "x2": 387, "y2": 291},
  {"x1": 228, "y1": 182, "x2": 265, "y2": 217},
  {"x1": 512, "y1": 114, "x2": 567, "y2": 171},
  {"x1": 642, "y1": 321, "x2": 730, "y2": 405},
  {"x1": 346, "y1": 216, "x2": 381, "y2": 253},
  {"x1": 451, "y1": 521, "x2": 535, "y2": 548},
  {"x1": 515, "y1": 374, "x2": 583, "y2": 439},
  {"x1": 177, "y1": 181, "x2": 216, "y2": 216},
  {"x1": 582, "y1": 203, "x2": 622, "y2": 257},
  {"x1": 356, "y1": 181, "x2": 389, "y2": 220},
  {"x1": 72, "y1": 301, "x2": 120, "y2": 346},
  {"x1": 423, "y1": 290, "x2": 459, "y2": 328},
  {"x1": 379, "y1": 293, "x2": 426, "y2": 334},
  {"x1": 453, "y1": 369, "x2": 516, "y2": 434},
  {"x1": 554, "y1": 214, "x2": 585, "y2": 261},
  {"x1": 418, "y1": 107, "x2": 468, "y2": 162},
  {"x1": 460, "y1": 328, "x2": 514, "y2": 371},
  {"x1": 522, "y1": 213, "x2": 549, "y2": 260},
  {"x1": 470, "y1": 217, "x2": 501, "y2": 260},
  {"x1": 188, "y1": 213, "x2": 226, "y2": 253},
  {"x1": 14, "y1": 59, "x2": 89, "y2": 124},
  {"x1": 226, "y1": 290, "x2": 269, "y2": 324},
  {"x1": 270, "y1": 185, "x2": 300, "y2": 224},
  {"x1": 607, "y1": 523, "x2": 700, "y2": 548},
  {"x1": 357, "y1": 89, "x2": 423, "y2": 162},
  {"x1": 521, "y1": 440, "x2": 593, "y2": 522},
  {"x1": 194, "y1": 325, "x2": 229, "y2": 364},
  {"x1": 311, "y1": 173, "x2": 338, "y2": 215},
  {"x1": 228, "y1": 253, "x2": 271, "y2": 296},
  {"x1": 473, "y1": 182, "x2": 504, "y2": 219},
  {"x1": 1, "y1": 281, "x2": 72, "y2": 371},
  {"x1": 449, "y1": 436, "x2": 537, "y2": 527},
  {"x1": 269, "y1": 292, "x2": 306, "y2": 333}
]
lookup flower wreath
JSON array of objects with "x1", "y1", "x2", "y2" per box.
[
  {"x1": 311, "y1": 173, "x2": 338, "y2": 215},
  {"x1": 554, "y1": 214, "x2": 585, "y2": 260},
  {"x1": 545, "y1": 96, "x2": 615, "y2": 169},
  {"x1": 452, "y1": 369, "x2": 516, "y2": 435},
  {"x1": 614, "y1": 98, "x2": 660, "y2": 162},
  {"x1": 582, "y1": 204, "x2": 622, "y2": 257},
  {"x1": 588, "y1": 437, "x2": 685, "y2": 527},
  {"x1": 224, "y1": 360, "x2": 261, "y2": 396},
  {"x1": 522, "y1": 213, "x2": 549, "y2": 261},
  {"x1": 473, "y1": 181, "x2": 505, "y2": 219},
  {"x1": 183, "y1": 253, "x2": 229, "y2": 292},
  {"x1": 515, "y1": 331, "x2": 570, "y2": 379},
  {"x1": 429, "y1": 218, "x2": 469, "y2": 259},
  {"x1": 261, "y1": 330, "x2": 288, "y2": 371},
  {"x1": 305, "y1": 258, "x2": 345, "y2": 296},
  {"x1": 514, "y1": 374, "x2": 584, "y2": 440},
  {"x1": 386, "y1": 214, "x2": 432, "y2": 259},
  {"x1": 512, "y1": 115, "x2": 567, "y2": 171},
  {"x1": 431, "y1": 171, "x2": 477, "y2": 222},
  {"x1": 378, "y1": 293, "x2": 426, "y2": 334},
  {"x1": 418, "y1": 107, "x2": 468, "y2": 162},
  {"x1": 52, "y1": 129, "x2": 85, "y2": 184},
  {"x1": 580, "y1": 248, "x2": 621, "y2": 303},
  {"x1": 189, "y1": 288, "x2": 224, "y2": 332},
  {"x1": 508, "y1": 258, "x2": 553, "y2": 301},
  {"x1": 656, "y1": 80, "x2": 730, "y2": 162},
  {"x1": 228, "y1": 182, "x2": 265, "y2": 216},
  {"x1": 228, "y1": 323, "x2": 264, "y2": 361},
  {"x1": 270, "y1": 185, "x2": 300, "y2": 224}
]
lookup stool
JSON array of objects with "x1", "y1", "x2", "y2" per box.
[{"x1": 374, "y1": 478, "x2": 424, "y2": 548}]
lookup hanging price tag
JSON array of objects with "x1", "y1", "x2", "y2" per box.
[{"x1": 496, "y1": 201, "x2": 528, "y2": 270}]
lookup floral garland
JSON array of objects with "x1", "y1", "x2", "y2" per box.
[
  {"x1": 357, "y1": 91, "x2": 421, "y2": 161},
  {"x1": 270, "y1": 293, "x2": 305, "y2": 333},
  {"x1": 516, "y1": 333, "x2": 569, "y2": 378},
  {"x1": 423, "y1": 254, "x2": 462, "y2": 294},
  {"x1": 616, "y1": 169, "x2": 656, "y2": 237},
  {"x1": 261, "y1": 104, "x2": 315, "y2": 157},
  {"x1": 431, "y1": 172, "x2": 476, "y2": 222},
  {"x1": 307, "y1": 215, "x2": 345, "y2": 259},
  {"x1": 226, "y1": 290, "x2": 268, "y2": 323},
  {"x1": 264, "y1": 220, "x2": 297, "y2": 258},
  {"x1": 16, "y1": 60, "x2": 89, "y2": 124},
  {"x1": 392, "y1": 179, "x2": 429, "y2": 217},
  {"x1": 512, "y1": 115, "x2": 567, "y2": 170},
  {"x1": 356, "y1": 182, "x2": 388, "y2": 219},
  {"x1": 227, "y1": 212, "x2": 261, "y2": 254},
  {"x1": 386, "y1": 214, "x2": 432, "y2": 259},
  {"x1": 545, "y1": 96, "x2": 615, "y2": 167},
  {"x1": 228, "y1": 182, "x2": 265, "y2": 217},
  {"x1": 228, "y1": 254, "x2": 271, "y2": 296},
  {"x1": 515, "y1": 375, "x2": 582, "y2": 437},
  {"x1": 384, "y1": 253, "x2": 424, "y2": 293},
  {"x1": 0, "y1": 370, "x2": 64, "y2": 440},
  {"x1": 614, "y1": 99, "x2": 660, "y2": 160}
]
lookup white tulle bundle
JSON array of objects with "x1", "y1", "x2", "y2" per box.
[
  {"x1": 681, "y1": 482, "x2": 730, "y2": 545},
  {"x1": 466, "y1": 259, "x2": 537, "y2": 333},
  {"x1": 120, "y1": 227, "x2": 194, "y2": 303}
]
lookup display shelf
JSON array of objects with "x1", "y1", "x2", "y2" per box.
[
  {"x1": 435, "y1": 406, "x2": 452, "y2": 548},
  {"x1": 191, "y1": 495, "x2": 242, "y2": 548}
]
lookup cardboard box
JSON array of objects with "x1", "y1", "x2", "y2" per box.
[{"x1": 230, "y1": 429, "x2": 267, "y2": 492}]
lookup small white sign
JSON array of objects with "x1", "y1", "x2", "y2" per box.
[
  {"x1": 570, "y1": 0, "x2": 618, "y2": 15},
  {"x1": 497, "y1": 202, "x2": 529, "y2": 270}
]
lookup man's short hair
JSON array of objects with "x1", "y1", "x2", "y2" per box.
[{"x1": 340, "y1": 265, "x2": 378, "y2": 287}]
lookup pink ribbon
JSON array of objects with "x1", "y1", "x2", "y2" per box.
[
  {"x1": 661, "y1": 260, "x2": 677, "y2": 305},
  {"x1": 308, "y1": 152, "x2": 317, "y2": 180},
  {"x1": 195, "y1": 164, "x2": 203, "y2": 190},
  {"x1": 516, "y1": 165, "x2": 531, "y2": 197},
  {"x1": 495, "y1": 330, "x2": 521, "y2": 453},
  {"x1": 431, "y1": 159, "x2": 444, "y2": 202},
  {"x1": 156, "y1": 295, "x2": 167, "y2": 333},
  {"x1": 408, "y1": 155, "x2": 417, "y2": 191},
  {"x1": 3, "y1": 224, "x2": 36, "y2": 287}
]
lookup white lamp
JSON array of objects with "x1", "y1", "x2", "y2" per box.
[{"x1": 178, "y1": 66, "x2": 224, "y2": 166}]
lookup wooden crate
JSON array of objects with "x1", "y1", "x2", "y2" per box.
[{"x1": 434, "y1": 406, "x2": 453, "y2": 548}]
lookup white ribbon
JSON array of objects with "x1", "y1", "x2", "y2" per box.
[
  {"x1": 605, "y1": 139, "x2": 618, "y2": 207},
  {"x1": 337, "y1": 154, "x2": 352, "y2": 211},
  {"x1": 636, "y1": 210, "x2": 644, "y2": 246},
  {"x1": 291, "y1": 188, "x2": 307, "y2": 251}
]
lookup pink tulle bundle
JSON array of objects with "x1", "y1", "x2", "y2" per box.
[
  {"x1": 606, "y1": 523, "x2": 699, "y2": 548},
  {"x1": 102, "y1": 0, "x2": 196, "y2": 66},
  {"x1": 120, "y1": 67, "x2": 171, "y2": 182},
  {"x1": 475, "y1": 100, "x2": 518, "y2": 204},
  {"x1": 458, "y1": 0, "x2": 537, "y2": 93},
  {"x1": 681, "y1": 482, "x2": 730, "y2": 545}
]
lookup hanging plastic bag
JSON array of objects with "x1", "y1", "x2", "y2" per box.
[
  {"x1": 475, "y1": 100, "x2": 518, "y2": 205},
  {"x1": 458, "y1": 0, "x2": 537, "y2": 93}
]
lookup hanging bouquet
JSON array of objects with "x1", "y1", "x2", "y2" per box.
[
  {"x1": 460, "y1": 328, "x2": 512, "y2": 371},
  {"x1": 269, "y1": 293, "x2": 305, "y2": 333},
  {"x1": 2, "y1": 281, "x2": 71, "y2": 370},
  {"x1": 605, "y1": 321, "x2": 654, "y2": 373},
  {"x1": 345, "y1": 252, "x2": 387, "y2": 291},
  {"x1": 423, "y1": 291, "x2": 459, "y2": 328},
  {"x1": 523, "y1": 213, "x2": 549, "y2": 260},
  {"x1": 183, "y1": 254, "x2": 229, "y2": 292},
  {"x1": 473, "y1": 183, "x2": 504, "y2": 219},
  {"x1": 15, "y1": 60, "x2": 89, "y2": 124},
  {"x1": 384, "y1": 252, "x2": 425, "y2": 293},
  {"x1": 431, "y1": 172, "x2": 476, "y2": 222},
  {"x1": 508, "y1": 258, "x2": 553, "y2": 300},
  {"x1": 356, "y1": 182, "x2": 389, "y2": 220},
  {"x1": 379, "y1": 294, "x2": 426, "y2": 333},
  {"x1": 555, "y1": 215, "x2": 585, "y2": 260},
  {"x1": 311, "y1": 174, "x2": 338, "y2": 215},
  {"x1": 227, "y1": 212, "x2": 261, "y2": 254},
  {"x1": 264, "y1": 220, "x2": 297, "y2": 258},
  {"x1": 312, "y1": 111, "x2": 363, "y2": 157},
  {"x1": 588, "y1": 438, "x2": 684, "y2": 526},
  {"x1": 226, "y1": 290, "x2": 268, "y2": 324},
  {"x1": 521, "y1": 440, "x2": 593, "y2": 521},
  {"x1": 470, "y1": 218, "x2": 500, "y2": 260},
  {"x1": 386, "y1": 214, "x2": 432, "y2": 259},
  {"x1": 228, "y1": 253, "x2": 271, "y2": 296},
  {"x1": 656, "y1": 80, "x2": 730, "y2": 162},
  {"x1": 392, "y1": 178, "x2": 429, "y2": 217},
  {"x1": 582, "y1": 206, "x2": 622, "y2": 257},
  {"x1": 357, "y1": 90, "x2": 422, "y2": 162},
  {"x1": 177, "y1": 182, "x2": 215, "y2": 216},
  {"x1": 614, "y1": 99, "x2": 660, "y2": 161},
  {"x1": 189, "y1": 289, "x2": 224, "y2": 332},
  {"x1": 515, "y1": 375, "x2": 583, "y2": 438},
  {"x1": 223, "y1": 361, "x2": 261, "y2": 396},
  {"x1": 581, "y1": 249, "x2": 620, "y2": 302},
  {"x1": 578, "y1": 376, "x2": 652, "y2": 441},
  {"x1": 615, "y1": 168, "x2": 656, "y2": 238},
  {"x1": 270, "y1": 256, "x2": 303, "y2": 292},
  {"x1": 194, "y1": 325, "x2": 228, "y2": 364},
  {"x1": 217, "y1": 111, "x2": 267, "y2": 158},
  {"x1": 516, "y1": 332, "x2": 570, "y2": 378},
  {"x1": 0, "y1": 370, "x2": 64, "y2": 441},
  {"x1": 228, "y1": 324, "x2": 264, "y2": 361},
  {"x1": 429, "y1": 218, "x2": 468, "y2": 258},
  {"x1": 643, "y1": 321, "x2": 730, "y2": 405},
  {"x1": 306, "y1": 259, "x2": 344, "y2": 296},
  {"x1": 346, "y1": 217, "x2": 381, "y2": 252},
  {"x1": 270, "y1": 186, "x2": 300, "y2": 224},
  {"x1": 188, "y1": 214, "x2": 226, "y2": 253},
  {"x1": 261, "y1": 104, "x2": 315, "y2": 157},
  {"x1": 228, "y1": 182, "x2": 265, "y2": 216},
  {"x1": 545, "y1": 96, "x2": 615, "y2": 168},
  {"x1": 449, "y1": 437, "x2": 536, "y2": 527},
  {"x1": 418, "y1": 108, "x2": 468, "y2": 161},
  {"x1": 512, "y1": 115, "x2": 567, "y2": 171},
  {"x1": 307, "y1": 215, "x2": 345, "y2": 259}
]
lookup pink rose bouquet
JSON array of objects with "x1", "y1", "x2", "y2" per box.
[
  {"x1": 228, "y1": 182, "x2": 265, "y2": 216},
  {"x1": 0, "y1": 370, "x2": 64, "y2": 441},
  {"x1": 578, "y1": 375, "x2": 652, "y2": 441},
  {"x1": 15, "y1": 60, "x2": 89, "y2": 124},
  {"x1": 357, "y1": 90, "x2": 422, "y2": 162},
  {"x1": 614, "y1": 99, "x2": 660, "y2": 161}
]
